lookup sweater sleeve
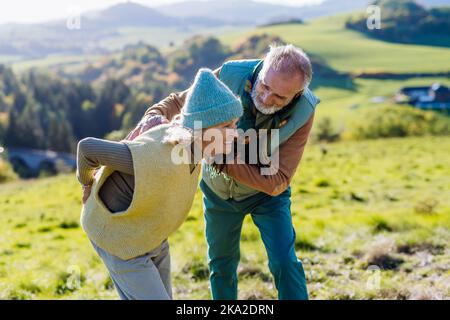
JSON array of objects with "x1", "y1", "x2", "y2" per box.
[
  {"x1": 220, "y1": 112, "x2": 315, "y2": 196},
  {"x1": 76, "y1": 137, "x2": 134, "y2": 186},
  {"x1": 143, "y1": 67, "x2": 222, "y2": 121}
]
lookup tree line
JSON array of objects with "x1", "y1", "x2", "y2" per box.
[
  {"x1": 0, "y1": 33, "x2": 338, "y2": 153},
  {"x1": 346, "y1": 0, "x2": 450, "y2": 45}
]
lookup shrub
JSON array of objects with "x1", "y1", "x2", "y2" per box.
[
  {"x1": 314, "y1": 177, "x2": 331, "y2": 188},
  {"x1": 59, "y1": 221, "x2": 79, "y2": 229},
  {"x1": 55, "y1": 271, "x2": 86, "y2": 295},
  {"x1": 348, "y1": 105, "x2": 450, "y2": 140},
  {"x1": 0, "y1": 155, "x2": 18, "y2": 184},
  {"x1": 371, "y1": 217, "x2": 394, "y2": 233},
  {"x1": 414, "y1": 198, "x2": 439, "y2": 214},
  {"x1": 314, "y1": 117, "x2": 342, "y2": 142}
]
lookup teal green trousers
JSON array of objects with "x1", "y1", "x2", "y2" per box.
[{"x1": 200, "y1": 179, "x2": 308, "y2": 300}]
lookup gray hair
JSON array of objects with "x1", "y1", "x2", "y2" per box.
[{"x1": 261, "y1": 44, "x2": 313, "y2": 89}]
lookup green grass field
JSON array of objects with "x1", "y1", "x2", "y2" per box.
[
  {"x1": 311, "y1": 76, "x2": 450, "y2": 126},
  {"x1": 1, "y1": 61, "x2": 447, "y2": 299},
  {"x1": 1, "y1": 10, "x2": 449, "y2": 300},
  {"x1": 0, "y1": 135, "x2": 449, "y2": 299},
  {"x1": 220, "y1": 14, "x2": 450, "y2": 74}
]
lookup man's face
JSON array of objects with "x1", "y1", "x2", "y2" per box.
[{"x1": 251, "y1": 67, "x2": 304, "y2": 115}]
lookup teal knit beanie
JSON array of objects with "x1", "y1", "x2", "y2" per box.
[{"x1": 181, "y1": 68, "x2": 243, "y2": 129}]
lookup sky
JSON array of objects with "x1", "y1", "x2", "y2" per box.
[{"x1": 0, "y1": 0, "x2": 324, "y2": 24}]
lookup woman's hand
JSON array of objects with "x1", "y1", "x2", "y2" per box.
[
  {"x1": 126, "y1": 115, "x2": 169, "y2": 141},
  {"x1": 82, "y1": 185, "x2": 92, "y2": 204}
]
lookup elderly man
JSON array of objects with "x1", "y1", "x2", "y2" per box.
[{"x1": 130, "y1": 44, "x2": 319, "y2": 300}]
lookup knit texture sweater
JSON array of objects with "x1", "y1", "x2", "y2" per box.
[
  {"x1": 80, "y1": 124, "x2": 201, "y2": 260},
  {"x1": 77, "y1": 137, "x2": 135, "y2": 213}
]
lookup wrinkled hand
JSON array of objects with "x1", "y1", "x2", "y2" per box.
[
  {"x1": 126, "y1": 115, "x2": 169, "y2": 141},
  {"x1": 82, "y1": 185, "x2": 92, "y2": 205}
]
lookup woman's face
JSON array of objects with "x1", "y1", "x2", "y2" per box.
[{"x1": 202, "y1": 118, "x2": 239, "y2": 157}]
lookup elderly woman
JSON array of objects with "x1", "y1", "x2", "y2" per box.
[{"x1": 76, "y1": 69, "x2": 242, "y2": 300}]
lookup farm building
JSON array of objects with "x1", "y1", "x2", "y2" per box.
[{"x1": 395, "y1": 83, "x2": 450, "y2": 110}]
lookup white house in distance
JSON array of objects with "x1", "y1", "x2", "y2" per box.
[{"x1": 395, "y1": 83, "x2": 450, "y2": 110}]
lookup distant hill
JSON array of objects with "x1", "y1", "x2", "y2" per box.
[
  {"x1": 420, "y1": 0, "x2": 450, "y2": 6},
  {"x1": 0, "y1": 2, "x2": 225, "y2": 59},
  {"x1": 155, "y1": 0, "x2": 371, "y2": 25},
  {"x1": 81, "y1": 2, "x2": 179, "y2": 28},
  {"x1": 218, "y1": 13, "x2": 450, "y2": 74},
  {"x1": 154, "y1": 0, "x2": 447, "y2": 25},
  {"x1": 346, "y1": 0, "x2": 450, "y2": 47},
  {"x1": 81, "y1": 2, "x2": 223, "y2": 29},
  {"x1": 0, "y1": 0, "x2": 448, "y2": 64}
]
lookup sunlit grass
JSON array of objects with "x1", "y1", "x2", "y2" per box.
[
  {"x1": 0, "y1": 135, "x2": 448, "y2": 299},
  {"x1": 220, "y1": 14, "x2": 450, "y2": 74},
  {"x1": 311, "y1": 76, "x2": 450, "y2": 126}
]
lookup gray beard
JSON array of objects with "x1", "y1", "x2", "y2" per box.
[
  {"x1": 251, "y1": 80, "x2": 284, "y2": 115},
  {"x1": 254, "y1": 100, "x2": 282, "y2": 115}
]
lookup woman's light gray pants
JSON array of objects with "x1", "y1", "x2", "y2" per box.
[{"x1": 90, "y1": 239, "x2": 172, "y2": 300}]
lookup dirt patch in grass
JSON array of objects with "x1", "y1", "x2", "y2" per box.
[
  {"x1": 363, "y1": 240, "x2": 404, "y2": 270},
  {"x1": 397, "y1": 242, "x2": 445, "y2": 255},
  {"x1": 182, "y1": 260, "x2": 209, "y2": 281},
  {"x1": 238, "y1": 265, "x2": 271, "y2": 283}
]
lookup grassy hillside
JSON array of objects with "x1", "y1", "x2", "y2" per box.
[
  {"x1": 220, "y1": 14, "x2": 450, "y2": 74},
  {"x1": 0, "y1": 136, "x2": 449, "y2": 299},
  {"x1": 0, "y1": 9, "x2": 449, "y2": 300},
  {"x1": 311, "y1": 76, "x2": 450, "y2": 125},
  {"x1": 2, "y1": 25, "x2": 249, "y2": 74},
  {"x1": 4, "y1": 12, "x2": 450, "y2": 75}
]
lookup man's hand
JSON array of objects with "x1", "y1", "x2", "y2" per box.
[
  {"x1": 82, "y1": 185, "x2": 92, "y2": 205},
  {"x1": 126, "y1": 115, "x2": 169, "y2": 141}
]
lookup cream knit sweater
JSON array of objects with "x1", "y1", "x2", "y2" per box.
[{"x1": 80, "y1": 124, "x2": 201, "y2": 260}]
